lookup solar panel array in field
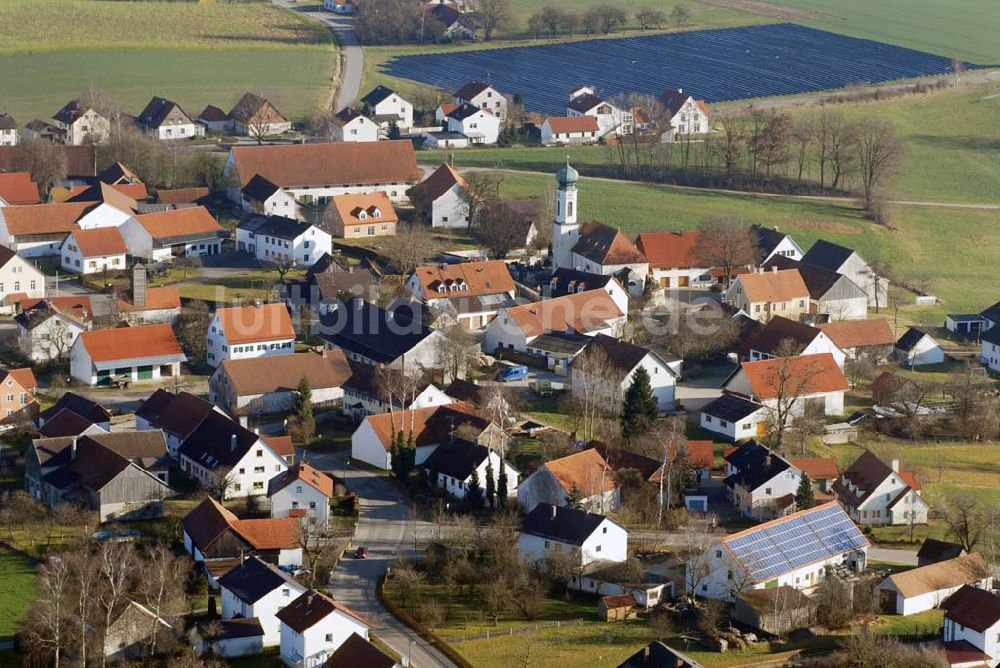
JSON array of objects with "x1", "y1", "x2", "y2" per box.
[
  {"x1": 724, "y1": 503, "x2": 867, "y2": 582},
  {"x1": 386, "y1": 24, "x2": 981, "y2": 115}
]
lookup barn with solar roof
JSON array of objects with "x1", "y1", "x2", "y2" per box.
[{"x1": 688, "y1": 501, "x2": 868, "y2": 600}]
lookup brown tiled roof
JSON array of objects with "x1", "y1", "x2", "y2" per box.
[
  {"x1": 198, "y1": 105, "x2": 229, "y2": 122},
  {"x1": 364, "y1": 404, "x2": 486, "y2": 450},
  {"x1": 68, "y1": 227, "x2": 127, "y2": 257},
  {"x1": 134, "y1": 206, "x2": 222, "y2": 241},
  {"x1": 155, "y1": 187, "x2": 210, "y2": 205},
  {"x1": 216, "y1": 303, "x2": 294, "y2": 345},
  {"x1": 408, "y1": 163, "x2": 468, "y2": 212},
  {"x1": 229, "y1": 140, "x2": 420, "y2": 188},
  {"x1": 833, "y1": 450, "x2": 921, "y2": 507},
  {"x1": 572, "y1": 221, "x2": 646, "y2": 266},
  {"x1": 78, "y1": 324, "x2": 184, "y2": 362},
  {"x1": 1, "y1": 366, "x2": 36, "y2": 390},
  {"x1": 263, "y1": 435, "x2": 295, "y2": 458},
  {"x1": 886, "y1": 554, "x2": 988, "y2": 598},
  {"x1": 37, "y1": 409, "x2": 97, "y2": 438},
  {"x1": 790, "y1": 457, "x2": 838, "y2": 480},
  {"x1": 545, "y1": 116, "x2": 599, "y2": 133},
  {"x1": 275, "y1": 590, "x2": 368, "y2": 633},
  {"x1": 437, "y1": 102, "x2": 458, "y2": 117},
  {"x1": 325, "y1": 192, "x2": 398, "y2": 228},
  {"x1": 454, "y1": 80, "x2": 494, "y2": 100},
  {"x1": 67, "y1": 181, "x2": 140, "y2": 212},
  {"x1": 817, "y1": 319, "x2": 895, "y2": 350},
  {"x1": 735, "y1": 353, "x2": 848, "y2": 401},
  {"x1": 600, "y1": 593, "x2": 636, "y2": 609},
  {"x1": 412, "y1": 260, "x2": 514, "y2": 298},
  {"x1": 182, "y1": 497, "x2": 245, "y2": 551},
  {"x1": 504, "y1": 289, "x2": 623, "y2": 338},
  {"x1": 543, "y1": 448, "x2": 616, "y2": 495},
  {"x1": 232, "y1": 517, "x2": 300, "y2": 550},
  {"x1": 942, "y1": 640, "x2": 991, "y2": 666},
  {"x1": 218, "y1": 349, "x2": 351, "y2": 396},
  {"x1": 327, "y1": 633, "x2": 396, "y2": 668},
  {"x1": 0, "y1": 173, "x2": 40, "y2": 205},
  {"x1": 636, "y1": 230, "x2": 703, "y2": 270},
  {"x1": 267, "y1": 461, "x2": 334, "y2": 498},
  {"x1": 0, "y1": 202, "x2": 95, "y2": 236},
  {"x1": 228, "y1": 93, "x2": 289, "y2": 126},
  {"x1": 117, "y1": 286, "x2": 181, "y2": 312},
  {"x1": 943, "y1": 585, "x2": 1000, "y2": 632},
  {"x1": 736, "y1": 269, "x2": 810, "y2": 303},
  {"x1": 738, "y1": 315, "x2": 823, "y2": 358}
]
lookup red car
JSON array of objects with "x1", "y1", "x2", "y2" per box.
[{"x1": 354, "y1": 546, "x2": 369, "y2": 559}]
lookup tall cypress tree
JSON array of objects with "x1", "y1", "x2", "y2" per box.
[
  {"x1": 796, "y1": 474, "x2": 815, "y2": 510},
  {"x1": 497, "y1": 459, "x2": 508, "y2": 509},
  {"x1": 485, "y1": 458, "x2": 496, "y2": 509},
  {"x1": 621, "y1": 366, "x2": 659, "y2": 441},
  {"x1": 467, "y1": 466, "x2": 484, "y2": 508},
  {"x1": 295, "y1": 375, "x2": 315, "y2": 443}
]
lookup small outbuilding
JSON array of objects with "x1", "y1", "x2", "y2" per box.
[
  {"x1": 894, "y1": 327, "x2": 944, "y2": 367},
  {"x1": 597, "y1": 594, "x2": 637, "y2": 622},
  {"x1": 732, "y1": 586, "x2": 813, "y2": 635}
]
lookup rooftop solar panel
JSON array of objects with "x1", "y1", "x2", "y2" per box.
[{"x1": 724, "y1": 503, "x2": 867, "y2": 582}]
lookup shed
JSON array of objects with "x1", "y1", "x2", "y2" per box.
[
  {"x1": 879, "y1": 554, "x2": 991, "y2": 616},
  {"x1": 598, "y1": 593, "x2": 637, "y2": 622},
  {"x1": 894, "y1": 327, "x2": 944, "y2": 367},
  {"x1": 732, "y1": 586, "x2": 813, "y2": 635}
]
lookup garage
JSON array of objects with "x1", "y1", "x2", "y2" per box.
[{"x1": 137, "y1": 366, "x2": 153, "y2": 380}]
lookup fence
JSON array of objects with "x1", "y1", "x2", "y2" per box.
[{"x1": 448, "y1": 618, "x2": 587, "y2": 644}]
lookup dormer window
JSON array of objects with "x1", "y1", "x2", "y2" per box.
[
  {"x1": 358, "y1": 210, "x2": 367, "y2": 220},
  {"x1": 372, "y1": 208, "x2": 381, "y2": 218}
]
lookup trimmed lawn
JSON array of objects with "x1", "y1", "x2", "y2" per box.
[
  {"x1": 0, "y1": 546, "x2": 37, "y2": 637},
  {"x1": 493, "y1": 171, "x2": 1000, "y2": 312},
  {"x1": 871, "y1": 609, "x2": 943, "y2": 638},
  {"x1": 767, "y1": 0, "x2": 1000, "y2": 63},
  {"x1": 1, "y1": 0, "x2": 336, "y2": 124}
]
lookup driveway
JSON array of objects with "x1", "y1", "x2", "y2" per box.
[
  {"x1": 676, "y1": 363, "x2": 734, "y2": 414},
  {"x1": 868, "y1": 546, "x2": 918, "y2": 566},
  {"x1": 301, "y1": 449, "x2": 457, "y2": 668}
]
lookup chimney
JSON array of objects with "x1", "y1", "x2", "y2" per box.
[
  {"x1": 550, "y1": 505, "x2": 557, "y2": 519},
  {"x1": 71, "y1": 436, "x2": 78, "y2": 460},
  {"x1": 230, "y1": 434, "x2": 237, "y2": 451},
  {"x1": 131, "y1": 261, "x2": 147, "y2": 308},
  {"x1": 644, "y1": 645, "x2": 651, "y2": 660},
  {"x1": 765, "y1": 454, "x2": 771, "y2": 467},
  {"x1": 891, "y1": 459, "x2": 899, "y2": 473},
  {"x1": 772, "y1": 225, "x2": 780, "y2": 232},
  {"x1": 771, "y1": 265, "x2": 778, "y2": 273},
  {"x1": 239, "y1": 415, "x2": 248, "y2": 428}
]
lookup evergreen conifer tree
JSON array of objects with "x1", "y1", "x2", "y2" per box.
[
  {"x1": 467, "y1": 466, "x2": 484, "y2": 508},
  {"x1": 796, "y1": 474, "x2": 815, "y2": 510},
  {"x1": 497, "y1": 458, "x2": 508, "y2": 509},
  {"x1": 485, "y1": 458, "x2": 496, "y2": 509},
  {"x1": 621, "y1": 366, "x2": 659, "y2": 440}
]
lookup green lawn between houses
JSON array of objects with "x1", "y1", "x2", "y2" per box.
[
  {"x1": 0, "y1": 0, "x2": 337, "y2": 126},
  {"x1": 0, "y1": 546, "x2": 37, "y2": 638}
]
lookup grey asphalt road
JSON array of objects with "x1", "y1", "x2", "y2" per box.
[
  {"x1": 868, "y1": 546, "x2": 918, "y2": 566},
  {"x1": 272, "y1": 1, "x2": 363, "y2": 111},
  {"x1": 302, "y1": 449, "x2": 457, "y2": 668}
]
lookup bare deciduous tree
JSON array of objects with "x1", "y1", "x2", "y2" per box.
[
  {"x1": 692, "y1": 214, "x2": 758, "y2": 289},
  {"x1": 22, "y1": 555, "x2": 72, "y2": 667},
  {"x1": 140, "y1": 544, "x2": 187, "y2": 656},
  {"x1": 853, "y1": 116, "x2": 905, "y2": 215},
  {"x1": 763, "y1": 339, "x2": 824, "y2": 452},
  {"x1": 98, "y1": 542, "x2": 137, "y2": 668}
]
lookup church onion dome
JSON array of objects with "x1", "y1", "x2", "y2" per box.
[{"x1": 556, "y1": 160, "x2": 578, "y2": 186}]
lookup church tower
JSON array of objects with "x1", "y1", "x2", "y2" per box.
[{"x1": 552, "y1": 161, "x2": 579, "y2": 270}]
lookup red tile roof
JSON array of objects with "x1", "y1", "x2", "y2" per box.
[
  {"x1": 216, "y1": 303, "x2": 294, "y2": 344},
  {"x1": 364, "y1": 404, "x2": 486, "y2": 450},
  {"x1": 0, "y1": 367, "x2": 37, "y2": 391},
  {"x1": 736, "y1": 269, "x2": 810, "y2": 303},
  {"x1": 134, "y1": 206, "x2": 222, "y2": 241},
  {"x1": 412, "y1": 260, "x2": 515, "y2": 298},
  {"x1": 0, "y1": 173, "x2": 40, "y2": 205},
  {"x1": 636, "y1": 230, "x2": 703, "y2": 269},
  {"x1": 78, "y1": 324, "x2": 184, "y2": 362},
  {"x1": 817, "y1": 319, "x2": 895, "y2": 350},
  {"x1": 545, "y1": 116, "x2": 599, "y2": 133},
  {"x1": 263, "y1": 435, "x2": 295, "y2": 458},
  {"x1": 0, "y1": 202, "x2": 95, "y2": 236},
  {"x1": 68, "y1": 226, "x2": 127, "y2": 257},
  {"x1": 155, "y1": 187, "x2": 210, "y2": 205},
  {"x1": 268, "y1": 461, "x2": 334, "y2": 497},
  {"x1": 735, "y1": 353, "x2": 848, "y2": 401},
  {"x1": 117, "y1": 286, "x2": 181, "y2": 312},
  {"x1": 229, "y1": 140, "x2": 420, "y2": 188},
  {"x1": 790, "y1": 457, "x2": 838, "y2": 480},
  {"x1": 504, "y1": 289, "x2": 623, "y2": 338},
  {"x1": 232, "y1": 517, "x2": 300, "y2": 550},
  {"x1": 544, "y1": 448, "x2": 616, "y2": 495}
]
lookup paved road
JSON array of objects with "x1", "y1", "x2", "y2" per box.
[
  {"x1": 869, "y1": 546, "x2": 918, "y2": 566},
  {"x1": 272, "y1": 1, "x2": 364, "y2": 111},
  {"x1": 303, "y1": 449, "x2": 457, "y2": 668}
]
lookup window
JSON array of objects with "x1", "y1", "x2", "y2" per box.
[
  {"x1": 701, "y1": 584, "x2": 708, "y2": 592},
  {"x1": 234, "y1": 483, "x2": 241, "y2": 491},
  {"x1": 309, "y1": 501, "x2": 316, "y2": 509},
  {"x1": 719, "y1": 420, "x2": 728, "y2": 428},
  {"x1": 252, "y1": 481, "x2": 264, "y2": 490},
  {"x1": 292, "y1": 501, "x2": 299, "y2": 509},
  {"x1": 239, "y1": 468, "x2": 245, "y2": 474},
  {"x1": 325, "y1": 634, "x2": 333, "y2": 643},
  {"x1": 715, "y1": 550, "x2": 722, "y2": 559},
  {"x1": 595, "y1": 545, "x2": 601, "y2": 552},
  {"x1": 296, "y1": 485, "x2": 303, "y2": 493},
  {"x1": 765, "y1": 487, "x2": 772, "y2": 495},
  {"x1": 742, "y1": 422, "x2": 751, "y2": 430},
  {"x1": 254, "y1": 466, "x2": 265, "y2": 473},
  {"x1": 704, "y1": 416, "x2": 712, "y2": 423},
  {"x1": 602, "y1": 527, "x2": 607, "y2": 533},
  {"x1": 256, "y1": 450, "x2": 263, "y2": 457},
  {"x1": 544, "y1": 540, "x2": 550, "y2": 548},
  {"x1": 282, "y1": 588, "x2": 290, "y2": 597}
]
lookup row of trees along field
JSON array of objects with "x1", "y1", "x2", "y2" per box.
[
  {"x1": 355, "y1": 0, "x2": 692, "y2": 44},
  {"x1": 605, "y1": 100, "x2": 909, "y2": 224}
]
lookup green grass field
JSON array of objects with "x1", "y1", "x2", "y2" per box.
[
  {"x1": 0, "y1": 546, "x2": 37, "y2": 637},
  {"x1": 493, "y1": 170, "x2": 998, "y2": 312},
  {"x1": 768, "y1": 0, "x2": 1000, "y2": 63},
  {"x1": 0, "y1": 0, "x2": 336, "y2": 125}
]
